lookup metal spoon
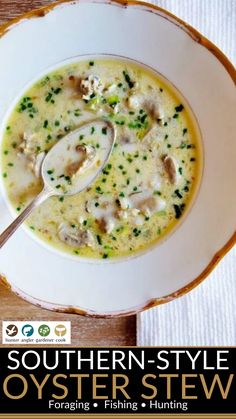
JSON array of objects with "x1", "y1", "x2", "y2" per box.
[{"x1": 0, "y1": 119, "x2": 116, "y2": 248}]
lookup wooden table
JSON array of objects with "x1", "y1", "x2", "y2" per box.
[{"x1": 0, "y1": 0, "x2": 136, "y2": 346}]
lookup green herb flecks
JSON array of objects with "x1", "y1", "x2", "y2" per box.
[
  {"x1": 122, "y1": 70, "x2": 135, "y2": 89},
  {"x1": 175, "y1": 104, "x2": 184, "y2": 112},
  {"x1": 18, "y1": 96, "x2": 37, "y2": 118},
  {"x1": 174, "y1": 189, "x2": 183, "y2": 199},
  {"x1": 97, "y1": 235, "x2": 102, "y2": 245},
  {"x1": 173, "y1": 203, "x2": 185, "y2": 219},
  {"x1": 45, "y1": 86, "x2": 62, "y2": 104}
]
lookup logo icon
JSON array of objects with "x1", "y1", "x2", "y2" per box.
[
  {"x1": 22, "y1": 324, "x2": 34, "y2": 337},
  {"x1": 55, "y1": 324, "x2": 67, "y2": 337},
  {"x1": 38, "y1": 324, "x2": 50, "y2": 337},
  {"x1": 5, "y1": 324, "x2": 18, "y2": 337}
]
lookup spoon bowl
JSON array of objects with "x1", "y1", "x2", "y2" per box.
[{"x1": 0, "y1": 119, "x2": 116, "y2": 248}]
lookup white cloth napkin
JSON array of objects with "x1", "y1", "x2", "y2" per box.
[{"x1": 137, "y1": 0, "x2": 236, "y2": 346}]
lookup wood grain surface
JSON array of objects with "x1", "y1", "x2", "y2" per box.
[
  {"x1": 0, "y1": 0, "x2": 136, "y2": 347},
  {"x1": 0, "y1": 0, "x2": 56, "y2": 24}
]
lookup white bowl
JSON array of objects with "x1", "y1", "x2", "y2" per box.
[{"x1": 0, "y1": 0, "x2": 235, "y2": 317}]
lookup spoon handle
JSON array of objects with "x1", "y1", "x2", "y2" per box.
[{"x1": 0, "y1": 188, "x2": 52, "y2": 249}]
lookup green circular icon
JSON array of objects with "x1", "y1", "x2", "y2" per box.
[{"x1": 38, "y1": 324, "x2": 50, "y2": 337}]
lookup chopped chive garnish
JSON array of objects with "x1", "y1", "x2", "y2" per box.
[
  {"x1": 54, "y1": 87, "x2": 62, "y2": 95},
  {"x1": 175, "y1": 104, "x2": 184, "y2": 112},
  {"x1": 122, "y1": 70, "x2": 134, "y2": 89},
  {"x1": 173, "y1": 204, "x2": 182, "y2": 219},
  {"x1": 45, "y1": 92, "x2": 52, "y2": 102},
  {"x1": 174, "y1": 189, "x2": 183, "y2": 199},
  {"x1": 97, "y1": 235, "x2": 102, "y2": 245}
]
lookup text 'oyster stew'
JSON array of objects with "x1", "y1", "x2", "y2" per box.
[{"x1": 1, "y1": 59, "x2": 202, "y2": 259}]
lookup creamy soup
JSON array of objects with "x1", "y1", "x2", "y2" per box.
[{"x1": 1, "y1": 58, "x2": 201, "y2": 259}]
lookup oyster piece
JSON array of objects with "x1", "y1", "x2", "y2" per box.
[
  {"x1": 119, "y1": 135, "x2": 138, "y2": 153},
  {"x1": 58, "y1": 222, "x2": 94, "y2": 248},
  {"x1": 18, "y1": 132, "x2": 45, "y2": 178},
  {"x1": 137, "y1": 196, "x2": 166, "y2": 217},
  {"x1": 98, "y1": 217, "x2": 116, "y2": 234},
  {"x1": 146, "y1": 174, "x2": 162, "y2": 190},
  {"x1": 127, "y1": 93, "x2": 164, "y2": 121},
  {"x1": 118, "y1": 190, "x2": 166, "y2": 217},
  {"x1": 163, "y1": 155, "x2": 179, "y2": 184},
  {"x1": 65, "y1": 145, "x2": 96, "y2": 178},
  {"x1": 127, "y1": 94, "x2": 143, "y2": 109},
  {"x1": 86, "y1": 195, "x2": 118, "y2": 234},
  {"x1": 19, "y1": 132, "x2": 40, "y2": 156},
  {"x1": 143, "y1": 99, "x2": 164, "y2": 120},
  {"x1": 79, "y1": 75, "x2": 103, "y2": 100},
  {"x1": 28, "y1": 152, "x2": 46, "y2": 178}
]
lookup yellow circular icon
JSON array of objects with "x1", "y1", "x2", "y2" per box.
[{"x1": 54, "y1": 324, "x2": 67, "y2": 337}]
